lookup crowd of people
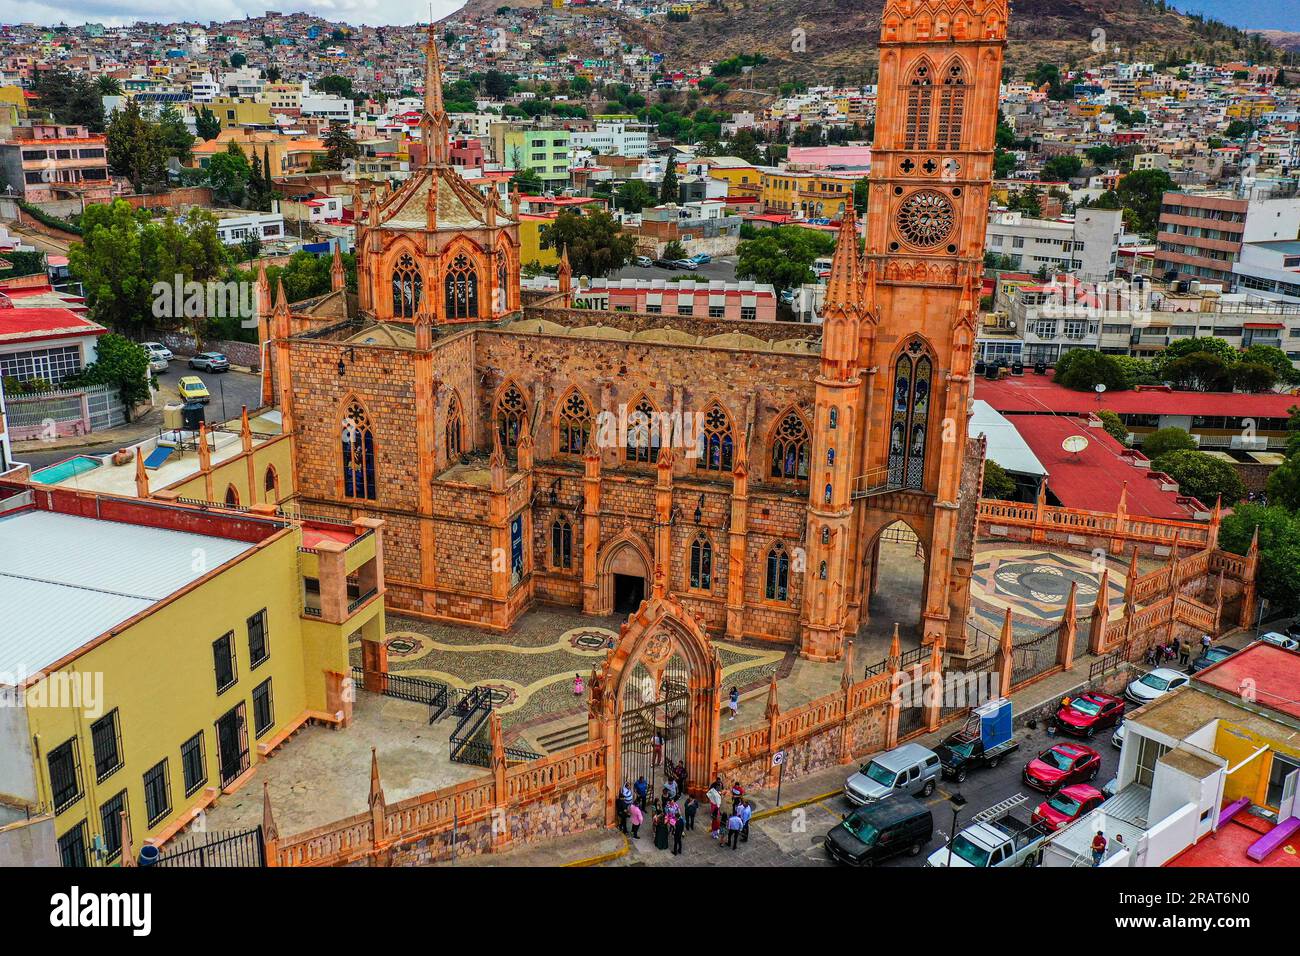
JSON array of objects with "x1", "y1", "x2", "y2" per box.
[{"x1": 613, "y1": 762, "x2": 756, "y2": 856}]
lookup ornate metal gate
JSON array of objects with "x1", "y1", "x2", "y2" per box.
[{"x1": 619, "y1": 654, "x2": 691, "y2": 800}]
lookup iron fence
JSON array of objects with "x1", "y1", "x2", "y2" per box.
[
  {"x1": 349, "y1": 666, "x2": 449, "y2": 722},
  {"x1": 154, "y1": 826, "x2": 265, "y2": 867}
]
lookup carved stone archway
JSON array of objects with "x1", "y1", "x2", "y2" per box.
[
  {"x1": 593, "y1": 531, "x2": 653, "y2": 616},
  {"x1": 588, "y1": 594, "x2": 722, "y2": 824}
]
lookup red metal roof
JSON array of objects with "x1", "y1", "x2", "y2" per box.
[
  {"x1": 1194, "y1": 642, "x2": 1300, "y2": 722},
  {"x1": 0, "y1": 307, "x2": 104, "y2": 343},
  {"x1": 1006, "y1": 414, "x2": 1204, "y2": 519},
  {"x1": 975, "y1": 372, "x2": 1300, "y2": 419}
]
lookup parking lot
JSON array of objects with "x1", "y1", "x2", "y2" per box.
[{"x1": 608, "y1": 255, "x2": 738, "y2": 284}]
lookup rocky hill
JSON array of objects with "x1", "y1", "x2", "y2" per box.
[{"x1": 455, "y1": 0, "x2": 1280, "y2": 80}]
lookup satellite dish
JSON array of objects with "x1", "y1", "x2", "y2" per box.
[
  {"x1": 1094, "y1": 383, "x2": 1107, "y2": 393},
  {"x1": 1062, "y1": 434, "x2": 1090, "y2": 455}
]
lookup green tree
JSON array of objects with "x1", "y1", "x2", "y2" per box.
[
  {"x1": 726, "y1": 129, "x2": 764, "y2": 165},
  {"x1": 229, "y1": 52, "x2": 247, "y2": 69},
  {"x1": 853, "y1": 178, "x2": 869, "y2": 214},
  {"x1": 736, "y1": 225, "x2": 838, "y2": 298},
  {"x1": 1219, "y1": 504, "x2": 1300, "y2": 613},
  {"x1": 96, "y1": 76, "x2": 121, "y2": 96},
  {"x1": 323, "y1": 121, "x2": 360, "y2": 171},
  {"x1": 31, "y1": 67, "x2": 104, "y2": 131},
  {"x1": 663, "y1": 240, "x2": 687, "y2": 261},
  {"x1": 1115, "y1": 168, "x2": 1176, "y2": 236},
  {"x1": 1164, "y1": 351, "x2": 1232, "y2": 391},
  {"x1": 1240, "y1": 344, "x2": 1300, "y2": 386},
  {"x1": 1097, "y1": 409, "x2": 1129, "y2": 445},
  {"x1": 106, "y1": 99, "x2": 167, "y2": 192},
  {"x1": 982, "y1": 460, "x2": 1017, "y2": 499},
  {"x1": 206, "y1": 143, "x2": 252, "y2": 205},
  {"x1": 157, "y1": 104, "x2": 195, "y2": 165},
  {"x1": 1231, "y1": 361, "x2": 1278, "y2": 394},
  {"x1": 510, "y1": 167, "x2": 544, "y2": 195},
  {"x1": 1141, "y1": 426, "x2": 1197, "y2": 460},
  {"x1": 1054, "y1": 349, "x2": 1128, "y2": 392},
  {"x1": 614, "y1": 179, "x2": 655, "y2": 213},
  {"x1": 1266, "y1": 451, "x2": 1300, "y2": 512},
  {"x1": 315, "y1": 75, "x2": 355, "y2": 99},
  {"x1": 195, "y1": 107, "x2": 221, "y2": 141},
  {"x1": 1042, "y1": 154, "x2": 1083, "y2": 182},
  {"x1": 1151, "y1": 449, "x2": 1245, "y2": 505},
  {"x1": 659, "y1": 162, "x2": 679, "y2": 203},
  {"x1": 68, "y1": 333, "x2": 152, "y2": 417},
  {"x1": 539, "y1": 209, "x2": 636, "y2": 278}
]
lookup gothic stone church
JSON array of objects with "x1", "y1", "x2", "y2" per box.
[{"x1": 266, "y1": 1, "x2": 1008, "y2": 663}]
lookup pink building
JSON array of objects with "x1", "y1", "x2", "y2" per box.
[{"x1": 526, "y1": 277, "x2": 778, "y2": 322}]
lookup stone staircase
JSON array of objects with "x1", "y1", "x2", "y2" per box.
[{"x1": 533, "y1": 720, "x2": 590, "y2": 754}]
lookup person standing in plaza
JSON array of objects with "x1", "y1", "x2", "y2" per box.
[
  {"x1": 739, "y1": 799, "x2": 753, "y2": 843},
  {"x1": 728, "y1": 686, "x2": 739, "y2": 721},
  {"x1": 615, "y1": 787, "x2": 628, "y2": 834},
  {"x1": 710, "y1": 805, "x2": 723, "y2": 842},
  {"x1": 654, "y1": 803, "x2": 670, "y2": 851},
  {"x1": 727, "y1": 809, "x2": 743, "y2": 850},
  {"x1": 1179, "y1": 638, "x2": 1191, "y2": 667},
  {"x1": 685, "y1": 795, "x2": 699, "y2": 831},
  {"x1": 672, "y1": 812, "x2": 685, "y2": 856},
  {"x1": 706, "y1": 781, "x2": 722, "y2": 822},
  {"x1": 628, "y1": 800, "x2": 643, "y2": 839},
  {"x1": 730, "y1": 779, "x2": 745, "y2": 815},
  {"x1": 1091, "y1": 831, "x2": 1108, "y2": 866},
  {"x1": 634, "y1": 775, "x2": 649, "y2": 809}
]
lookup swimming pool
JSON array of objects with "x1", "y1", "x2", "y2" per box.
[{"x1": 30, "y1": 455, "x2": 104, "y2": 484}]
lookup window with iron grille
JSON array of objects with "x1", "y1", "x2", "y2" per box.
[
  {"x1": 99, "y1": 790, "x2": 127, "y2": 863},
  {"x1": 89, "y1": 709, "x2": 123, "y2": 783},
  {"x1": 143, "y1": 760, "x2": 171, "y2": 828},
  {"x1": 180, "y1": 732, "x2": 207, "y2": 797},
  {"x1": 58, "y1": 821, "x2": 87, "y2": 868},
  {"x1": 247, "y1": 609, "x2": 269, "y2": 669},
  {"x1": 253, "y1": 678, "x2": 275, "y2": 739},
  {"x1": 213, "y1": 631, "x2": 237, "y2": 694},
  {"x1": 47, "y1": 738, "x2": 82, "y2": 814}
]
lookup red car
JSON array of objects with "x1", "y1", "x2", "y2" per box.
[
  {"x1": 1032, "y1": 784, "x2": 1106, "y2": 830},
  {"x1": 1054, "y1": 693, "x2": 1125, "y2": 739},
  {"x1": 1023, "y1": 742, "x2": 1101, "y2": 792}
]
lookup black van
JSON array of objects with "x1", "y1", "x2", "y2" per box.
[{"x1": 823, "y1": 797, "x2": 933, "y2": 866}]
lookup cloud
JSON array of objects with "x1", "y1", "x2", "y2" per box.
[{"x1": 4, "y1": 0, "x2": 465, "y2": 27}]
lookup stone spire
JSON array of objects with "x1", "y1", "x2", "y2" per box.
[
  {"x1": 261, "y1": 781, "x2": 279, "y2": 843},
  {"x1": 421, "y1": 25, "x2": 450, "y2": 166},
  {"x1": 134, "y1": 447, "x2": 149, "y2": 498},
  {"x1": 368, "y1": 748, "x2": 385, "y2": 810},
  {"x1": 330, "y1": 243, "x2": 345, "y2": 292},
  {"x1": 557, "y1": 244, "x2": 572, "y2": 297},
  {"x1": 821, "y1": 208, "x2": 863, "y2": 378}
]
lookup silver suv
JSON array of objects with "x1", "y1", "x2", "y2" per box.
[{"x1": 845, "y1": 743, "x2": 941, "y2": 805}]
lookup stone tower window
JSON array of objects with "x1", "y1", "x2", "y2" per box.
[
  {"x1": 342, "y1": 400, "x2": 377, "y2": 500},
  {"x1": 551, "y1": 516, "x2": 573, "y2": 569},
  {"x1": 903, "y1": 58, "x2": 934, "y2": 150},
  {"x1": 769, "y1": 409, "x2": 810, "y2": 480},
  {"x1": 391, "y1": 253, "x2": 422, "y2": 318},
  {"x1": 444, "y1": 252, "x2": 479, "y2": 320},
  {"x1": 446, "y1": 389, "x2": 464, "y2": 460},
  {"x1": 626, "y1": 396, "x2": 661, "y2": 464},
  {"x1": 496, "y1": 383, "x2": 527, "y2": 451},
  {"x1": 765, "y1": 542, "x2": 790, "y2": 602},
  {"x1": 557, "y1": 389, "x2": 592, "y2": 456},
  {"x1": 887, "y1": 340, "x2": 934, "y2": 490},
  {"x1": 697, "y1": 402, "x2": 734, "y2": 472},
  {"x1": 496, "y1": 249, "x2": 509, "y2": 313},
  {"x1": 936, "y1": 59, "x2": 968, "y2": 151},
  {"x1": 690, "y1": 534, "x2": 713, "y2": 591}
]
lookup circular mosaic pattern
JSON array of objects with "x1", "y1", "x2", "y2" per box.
[
  {"x1": 993, "y1": 560, "x2": 1100, "y2": 605},
  {"x1": 567, "y1": 627, "x2": 616, "y2": 652},
  {"x1": 385, "y1": 635, "x2": 426, "y2": 659},
  {"x1": 895, "y1": 190, "x2": 955, "y2": 248}
]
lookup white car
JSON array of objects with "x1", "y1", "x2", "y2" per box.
[
  {"x1": 1258, "y1": 631, "x2": 1300, "y2": 652},
  {"x1": 1124, "y1": 667, "x2": 1189, "y2": 705},
  {"x1": 1111, "y1": 720, "x2": 1125, "y2": 750},
  {"x1": 143, "y1": 342, "x2": 173, "y2": 362}
]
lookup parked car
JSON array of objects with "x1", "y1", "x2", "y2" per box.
[
  {"x1": 688, "y1": 253, "x2": 711, "y2": 264},
  {"x1": 1124, "y1": 667, "x2": 1189, "y2": 705},
  {"x1": 1053, "y1": 692, "x2": 1125, "y2": 739},
  {"x1": 1111, "y1": 720, "x2": 1125, "y2": 750},
  {"x1": 653, "y1": 258, "x2": 680, "y2": 270},
  {"x1": 1023, "y1": 742, "x2": 1101, "y2": 792},
  {"x1": 844, "y1": 742, "x2": 941, "y2": 805},
  {"x1": 189, "y1": 351, "x2": 230, "y2": 372},
  {"x1": 674, "y1": 259, "x2": 699, "y2": 271},
  {"x1": 143, "y1": 341, "x2": 173, "y2": 362},
  {"x1": 1032, "y1": 784, "x2": 1106, "y2": 831},
  {"x1": 926, "y1": 795, "x2": 1050, "y2": 867},
  {"x1": 178, "y1": 375, "x2": 210, "y2": 404},
  {"x1": 825, "y1": 797, "x2": 933, "y2": 866},
  {"x1": 935, "y1": 698, "x2": 1018, "y2": 782},
  {"x1": 1189, "y1": 645, "x2": 1237, "y2": 673},
  {"x1": 1258, "y1": 631, "x2": 1300, "y2": 652},
  {"x1": 634, "y1": 255, "x2": 653, "y2": 267}
]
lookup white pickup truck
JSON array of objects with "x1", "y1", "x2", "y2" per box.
[{"x1": 925, "y1": 794, "x2": 1051, "y2": 868}]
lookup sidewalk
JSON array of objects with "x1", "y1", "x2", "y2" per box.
[{"x1": 12, "y1": 406, "x2": 162, "y2": 454}]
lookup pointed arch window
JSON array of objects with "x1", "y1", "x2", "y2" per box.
[
  {"x1": 391, "y1": 252, "x2": 422, "y2": 318},
  {"x1": 697, "y1": 402, "x2": 734, "y2": 472},
  {"x1": 495, "y1": 249, "x2": 509, "y2": 313},
  {"x1": 444, "y1": 252, "x2": 479, "y2": 320},
  {"x1": 557, "y1": 389, "x2": 592, "y2": 456},
  {"x1": 690, "y1": 534, "x2": 713, "y2": 591},
  {"x1": 341, "y1": 400, "x2": 377, "y2": 499},
  {"x1": 903, "y1": 59, "x2": 935, "y2": 150},
  {"x1": 769, "y1": 409, "x2": 810, "y2": 480},
  {"x1": 765, "y1": 543, "x2": 790, "y2": 602},
  {"x1": 626, "y1": 396, "x2": 661, "y2": 464},
  {"x1": 551, "y1": 516, "x2": 573, "y2": 569},
  {"x1": 887, "y1": 339, "x2": 934, "y2": 490},
  {"x1": 936, "y1": 59, "x2": 968, "y2": 151},
  {"x1": 224, "y1": 484, "x2": 240, "y2": 507},
  {"x1": 446, "y1": 390, "x2": 464, "y2": 460},
  {"x1": 496, "y1": 383, "x2": 527, "y2": 451},
  {"x1": 263, "y1": 465, "x2": 279, "y2": 502}
]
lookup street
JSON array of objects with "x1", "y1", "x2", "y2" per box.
[{"x1": 16, "y1": 364, "x2": 264, "y2": 471}]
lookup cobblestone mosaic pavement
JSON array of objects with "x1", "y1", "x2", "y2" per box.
[{"x1": 349, "y1": 606, "x2": 785, "y2": 734}]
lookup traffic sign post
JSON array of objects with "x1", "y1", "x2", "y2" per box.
[{"x1": 773, "y1": 750, "x2": 786, "y2": 807}]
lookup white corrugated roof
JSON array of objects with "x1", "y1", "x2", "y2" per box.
[
  {"x1": 0, "y1": 510, "x2": 255, "y2": 677},
  {"x1": 969, "y1": 400, "x2": 1049, "y2": 479}
]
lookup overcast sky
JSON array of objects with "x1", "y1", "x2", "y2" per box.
[{"x1": 3, "y1": 0, "x2": 466, "y2": 28}]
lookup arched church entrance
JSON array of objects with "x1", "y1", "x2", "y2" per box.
[
  {"x1": 862, "y1": 519, "x2": 928, "y2": 654},
  {"x1": 598, "y1": 536, "x2": 651, "y2": 615},
  {"x1": 590, "y1": 595, "x2": 722, "y2": 823}
]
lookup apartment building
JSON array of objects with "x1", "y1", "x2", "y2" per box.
[
  {"x1": 986, "y1": 207, "x2": 1124, "y2": 281},
  {"x1": 568, "y1": 121, "x2": 649, "y2": 158},
  {"x1": 1233, "y1": 240, "x2": 1300, "y2": 303},
  {"x1": 1154, "y1": 188, "x2": 1300, "y2": 288},
  {"x1": 492, "y1": 125, "x2": 571, "y2": 188},
  {"x1": 0, "y1": 122, "x2": 110, "y2": 204}
]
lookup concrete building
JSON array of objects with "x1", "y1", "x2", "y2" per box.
[
  {"x1": 493, "y1": 126, "x2": 571, "y2": 188},
  {"x1": 568, "y1": 121, "x2": 649, "y2": 158},
  {"x1": 0, "y1": 122, "x2": 110, "y2": 204},
  {"x1": 985, "y1": 207, "x2": 1123, "y2": 281},
  {"x1": 1233, "y1": 240, "x2": 1300, "y2": 303},
  {"x1": 1154, "y1": 188, "x2": 1300, "y2": 288}
]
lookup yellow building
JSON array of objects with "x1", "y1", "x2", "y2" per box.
[
  {"x1": 192, "y1": 128, "x2": 327, "y2": 176},
  {"x1": 518, "y1": 213, "x2": 561, "y2": 268},
  {"x1": 0, "y1": 482, "x2": 387, "y2": 866},
  {"x1": 699, "y1": 157, "x2": 762, "y2": 190},
  {"x1": 759, "y1": 169, "x2": 856, "y2": 219},
  {"x1": 206, "y1": 96, "x2": 274, "y2": 131},
  {"x1": 0, "y1": 85, "x2": 28, "y2": 119}
]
